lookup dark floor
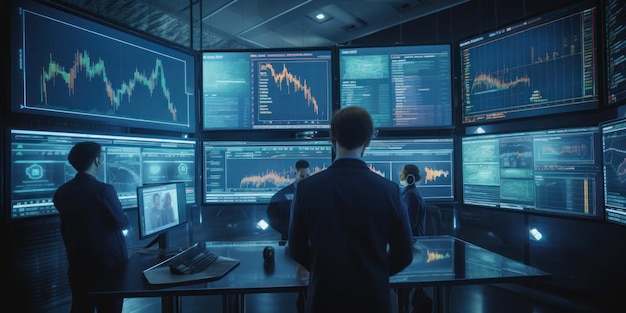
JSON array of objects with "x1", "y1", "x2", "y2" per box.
[{"x1": 106, "y1": 283, "x2": 602, "y2": 313}]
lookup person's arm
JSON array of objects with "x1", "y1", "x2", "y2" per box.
[
  {"x1": 102, "y1": 184, "x2": 129, "y2": 229},
  {"x1": 388, "y1": 186, "x2": 414, "y2": 275},
  {"x1": 266, "y1": 202, "x2": 288, "y2": 236},
  {"x1": 265, "y1": 187, "x2": 291, "y2": 239}
]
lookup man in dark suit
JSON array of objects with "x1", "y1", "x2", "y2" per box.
[
  {"x1": 53, "y1": 142, "x2": 129, "y2": 313},
  {"x1": 288, "y1": 106, "x2": 414, "y2": 313}
]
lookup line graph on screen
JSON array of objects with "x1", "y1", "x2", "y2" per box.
[
  {"x1": 41, "y1": 50, "x2": 179, "y2": 121},
  {"x1": 15, "y1": 3, "x2": 195, "y2": 131}
]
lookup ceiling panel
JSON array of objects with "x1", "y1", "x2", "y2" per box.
[{"x1": 49, "y1": 0, "x2": 469, "y2": 50}]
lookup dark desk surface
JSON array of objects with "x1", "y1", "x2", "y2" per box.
[{"x1": 92, "y1": 236, "x2": 550, "y2": 298}]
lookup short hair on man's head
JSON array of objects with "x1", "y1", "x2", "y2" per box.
[
  {"x1": 68, "y1": 141, "x2": 102, "y2": 172},
  {"x1": 330, "y1": 106, "x2": 374, "y2": 150},
  {"x1": 403, "y1": 164, "x2": 421, "y2": 184},
  {"x1": 295, "y1": 159, "x2": 310, "y2": 169}
]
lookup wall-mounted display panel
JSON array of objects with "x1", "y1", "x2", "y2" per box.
[
  {"x1": 203, "y1": 140, "x2": 332, "y2": 203},
  {"x1": 202, "y1": 49, "x2": 332, "y2": 130},
  {"x1": 462, "y1": 126, "x2": 602, "y2": 218},
  {"x1": 601, "y1": 118, "x2": 626, "y2": 225},
  {"x1": 339, "y1": 45, "x2": 452, "y2": 129},
  {"x1": 460, "y1": 5, "x2": 598, "y2": 124},
  {"x1": 362, "y1": 138, "x2": 455, "y2": 202},
  {"x1": 9, "y1": 129, "x2": 196, "y2": 219},
  {"x1": 606, "y1": 0, "x2": 626, "y2": 106},
  {"x1": 10, "y1": 0, "x2": 197, "y2": 132}
]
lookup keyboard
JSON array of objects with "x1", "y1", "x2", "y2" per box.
[{"x1": 168, "y1": 242, "x2": 219, "y2": 275}]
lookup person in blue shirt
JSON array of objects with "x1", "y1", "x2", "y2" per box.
[
  {"x1": 266, "y1": 159, "x2": 311, "y2": 313},
  {"x1": 289, "y1": 106, "x2": 414, "y2": 313},
  {"x1": 53, "y1": 141, "x2": 129, "y2": 313},
  {"x1": 399, "y1": 164, "x2": 433, "y2": 313},
  {"x1": 266, "y1": 159, "x2": 311, "y2": 240},
  {"x1": 400, "y1": 164, "x2": 426, "y2": 237}
]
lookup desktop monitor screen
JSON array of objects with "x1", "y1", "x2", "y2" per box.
[
  {"x1": 459, "y1": 5, "x2": 598, "y2": 124},
  {"x1": 203, "y1": 140, "x2": 333, "y2": 203},
  {"x1": 339, "y1": 45, "x2": 452, "y2": 129},
  {"x1": 9, "y1": 129, "x2": 196, "y2": 219},
  {"x1": 136, "y1": 182, "x2": 188, "y2": 240},
  {"x1": 10, "y1": 0, "x2": 197, "y2": 132},
  {"x1": 362, "y1": 138, "x2": 455, "y2": 202},
  {"x1": 461, "y1": 126, "x2": 602, "y2": 217},
  {"x1": 201, "y1": 49, "x2": 332, "y2": 130},
  {"x1": 601, "y1": 117, "x2": 626, "y2": 225},
  {"x1": 606, "y1": 0, "x2": 626, "y2": 106}
]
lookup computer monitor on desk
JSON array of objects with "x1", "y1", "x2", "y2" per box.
[{"x1": 136, "y1": 182, "x2": 189, "y2": 252}]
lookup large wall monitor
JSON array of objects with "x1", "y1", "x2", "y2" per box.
[
  {"x1": 606, "y1": 0, "x2": 626, "y2": 106},
  {"x1": 339, "y1": 45, "x2": 452, "y2": 129},
  {"x1": 9, "y1": 129, "x2": 196, "y2": 219},
  {"x1": 203, "y1": 140, "x2": 332, "y2": 203},
  {"x1": 362, "y1": 138, "x2": 454, "y2": 202},
  {"x1": 10, "y1": 0, "x2": 197, "y2": 132},
  {"x1": 461, "y1": 126, "x2": 602, "y2": 217},
  {"x1": 601, "y1": 118, "x2": 626, "y2": 225},
  {"x1": 459, "y1": 5, "x2": 598, "y2": 124},
  {"x1": 201, "y1": 49, "x2": 332, "y2": 130}
]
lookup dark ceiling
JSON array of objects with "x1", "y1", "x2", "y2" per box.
[{"x1": 52, "y1": 0, "x2": 470, "y2": 50}]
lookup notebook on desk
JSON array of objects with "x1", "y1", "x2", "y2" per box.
[{"x1": 143, "y1": 243, "x2": 240, "y2": 285}]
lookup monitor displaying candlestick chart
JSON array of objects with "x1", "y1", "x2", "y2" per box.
[
  {"x1": 601, "y1": 118, "x2": 626, "y2": 226},
  {"x1": 459, "y1": 4, "x2": 598, "y2": 125},
  {"x1": 202, "y1": 49, "x2": 332, "y2": 130},
  {"x1": 10, "y1": 0, "x2": 196, "y2": 132},
  {"x1": 461, "y1": 126, "x2": 603, "y2": 218},
  {"x1": 203, "y1": 140, "x2": 332, "y2": 203},
  {"x1": 361, "y1": 138, "x2": 455, "y2": 202},
  {"x1": 606, "y1": 0, "x2": 626, "y2": 106},
  {"x1": 339, "y1": 45, "x2": 452, "y2": 129},
  {"x1": 9, "y1": 129, "x2": 197, "y2": 219}
]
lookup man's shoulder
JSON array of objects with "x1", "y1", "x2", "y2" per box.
[{"x1": 277, "y1": 183, "x2": 295, "y2": 193}]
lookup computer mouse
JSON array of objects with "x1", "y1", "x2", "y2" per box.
[{"x1": 263, "y1": 246, "x2": 275, "y2": 263}]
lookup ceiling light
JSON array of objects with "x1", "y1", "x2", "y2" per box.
[
  {"x1": 307, "y1": 10, "x2": 332, "y2": 23},
  {"x1": 529, "y1": 228, "x2": 543, "y2": 241}
]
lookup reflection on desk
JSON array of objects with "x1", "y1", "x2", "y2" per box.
[
  {"x1": 91, "y1": 236, "x2": 550, "y2": 313},
  {"x1": 391, "y1": 237, "x2": 549, "y2": 288}
]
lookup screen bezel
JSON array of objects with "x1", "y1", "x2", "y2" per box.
[{"x1": 136, "y1": 181, "x2": 188, "y2": 240}]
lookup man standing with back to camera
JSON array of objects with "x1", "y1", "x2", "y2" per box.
[
  {"x1": 289, "y1": 106, "x2": 414, "y2": 313},
  {"x1": 53, "y1": 141, "x2": 129, "y2": 313}
]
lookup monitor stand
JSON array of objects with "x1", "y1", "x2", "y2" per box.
[{"x1": 144, "y1": 233, "x2": 180, "y2": 259}]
